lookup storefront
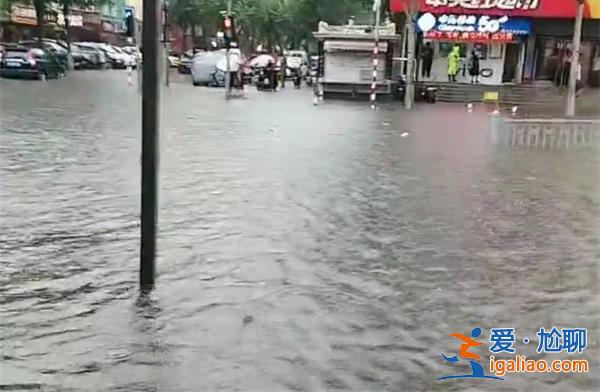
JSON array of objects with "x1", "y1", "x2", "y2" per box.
[
  {"x1": 527, "y1": 19, "x2": 600, "y2": 87},
  {"x1": 390, "y1": 0, "x2": 600, "y2": 85},
  {"x1": 415, "y1": 12, "x2": 531, "y2": 84}
]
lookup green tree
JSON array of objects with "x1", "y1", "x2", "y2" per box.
[
  {"x1": 171, "y1": 0, "x2": 374, "y2": 52},
  {"x1": 32, "y1": 0, "x2": 50, "y2": 43},
  {"x1": 170, "y1": 0, "x2": 226, "y2": 49}
]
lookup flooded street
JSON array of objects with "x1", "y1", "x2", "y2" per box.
[{"x1": 1, "y1": 71, "x2": 599, "y2": 391}]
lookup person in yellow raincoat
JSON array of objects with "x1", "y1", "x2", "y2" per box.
[{"x1": 447, "y1": 45, "x2": 461, "y2": 82}]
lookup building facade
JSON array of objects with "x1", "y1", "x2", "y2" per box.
[
  {"x1": 391, "y1": 0, "x2": 600, "y2": 86},
  {"x1": 0, "y1": 3, "x2": 102, "y2": 42},
  {"x1": 99, "y1": 0, "x2": 126, "y2": 43}
]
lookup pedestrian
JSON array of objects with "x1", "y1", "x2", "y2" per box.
[
  {"x1": 280, "y1": 54, "x2": 287, "y2": 88},
  {"x1": 576, "y1": 54, "x2": 583, "y2": 96},
  {"x1": 561, "y1": 49, "x2": 572, "y2": 87},
  {"x1": 421, "y1": 41, "x2": 434, "y2": 79},
  {"x1": 228, "y1": 50, "x2": 240, "y2": 92},
  {"x1": 468, "y1": 50, "x2": 480, "y2": 83},
  {"x1": 293, "y1": 68, "x2": 302, "y2": 88},
  {"x1": 447, "y1": 45, "x2": 460, "y2": 82},
  {"x1": 266, "y1": 60, "x2": 277, "y2": 90}
]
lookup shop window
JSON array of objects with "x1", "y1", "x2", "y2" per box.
[
  {"x1": 438, "y1": 42, "x2": 467, "y2": 58},
  {"x1": 473, "y1": 44, "x2": 488, "y2": 60},
  {"x1": 489, "y1": 43, "x2": 504, "y2": 59}
]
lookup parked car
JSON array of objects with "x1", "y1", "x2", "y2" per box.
[
  {"x1": 178, "y1": 50, "x2": 197, "y2": 74},
  {"x1": 0, "y1": 46, "x2": 62, "y2": 80},
  {"x1": 121, "y1": 46, "x2": 142, "y2": 63},
  {"x1": 111, "y1": 45, "x2": 136, "y2": 68},
  {"x1": 285, "y1": 50, "x2": 308, "y2": 79},
  {"x1": 190, "y1": 50, "x2": 227, "y2": 86},
  {"x1": 81, "y1": 42, "x2": 126, "y2": 68},
  {"x1": 73, "y1": 43, "x2": 107, "y2": 69},
  {"x1": 19, "y1": 40, "x2": 69, "y2": 73},
  {"x1": 71, "y1": 44, "x2": 96, "y2": 69},
  {"x1": 168, "y1": 51, "x2": 180, "y2": 68}
]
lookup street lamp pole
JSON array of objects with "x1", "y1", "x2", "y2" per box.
[
  {"x1": 225, "y1": 0, "x2": 232, "y2": 99},
  {"x1": 370, "y1": 0, "x2": 381, "y2": 109},
  {"x1": 140, "y1": 0, "x2": 161, "y2": 289}
]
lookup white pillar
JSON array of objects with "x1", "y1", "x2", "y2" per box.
[
  {"x1": 567, "y1": 1, "x2": 584, "y2": 117},
  {"x1": 516, "y1": 41, "x2": 526, "y2": 83}
]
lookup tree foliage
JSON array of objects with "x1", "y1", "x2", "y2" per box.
[{"x1": 170, "y1": 0, "x2": 376, "y2": 51}]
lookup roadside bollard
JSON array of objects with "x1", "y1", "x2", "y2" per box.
[
  {"x1": 511, "y1": 106, "x2": 518, "y2": 116},
  {"x1": 490, "y1": 110, "x2": 502, "y2": 144},
  {"x1": 467, "y1": 102, "x2": 473, "y2": 113},
  {"x1": 127, "y1": 66, "x2": 133, "y2": 86}
]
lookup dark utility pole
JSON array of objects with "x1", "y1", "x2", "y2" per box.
[
  {"x1": 140, "y1": 0, "x2": 161, "y2": 289},
  {"x1": 162, "y1": 1, "x2": 170, "y2": 87}
]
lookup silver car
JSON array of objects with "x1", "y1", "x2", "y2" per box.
[{"x1": 190, "y1": 50, "x2": 226, "y2": 86}]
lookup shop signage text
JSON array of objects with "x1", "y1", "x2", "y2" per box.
[
  {"x1": 11, "y1": 5, "x2": 84, "y2": 27},
  {"x1": 423, "y1": 0, "x2": 539, "y2": 11},
  {"x1": 424, "y1": 30, "x2": 516, "y2": 42},
  {"x1": 390, "y1": 0, "x2": 600, "y2": 19},
  {"x1": 417, "y1": 12, "x2": 531, "y2": 35}
]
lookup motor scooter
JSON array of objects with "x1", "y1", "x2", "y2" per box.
[{"x1": 393, "y1": 75, "x2": 437, "y2": 103}]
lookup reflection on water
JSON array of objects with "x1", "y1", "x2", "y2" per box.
[{"x1": 1, "y1": 72, "x2": 599, "y2": 391}]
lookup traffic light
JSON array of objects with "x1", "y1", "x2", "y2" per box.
[
  {"x1": 125, "y1": 9, "x2": 135, "y2": 37},
  {"x1": 223, "y1": 15, "x2": 235, "y2": 49}
]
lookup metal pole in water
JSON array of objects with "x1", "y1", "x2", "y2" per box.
[
  {"x1": 225, "y1": 0, "x2": 232, "y2": 99},
  {"x1": 370, "y1": 0, "x2": 381, "y2": 109},
  {"x1": 566, "y1": 0, "x2": 584, "y2": 117},
  {"x1": 140, "y1": 0, "x2": 160, "y2": 288}
]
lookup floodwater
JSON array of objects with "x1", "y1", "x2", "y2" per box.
[{"x1": 1, "y1": 71, "x2": 599, "y2": 392}]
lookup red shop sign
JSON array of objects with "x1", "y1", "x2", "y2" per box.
[
  {"x1": 390, "y1": 0, "x2": 600, "y2": 19},
  {"x1": 424, "y1": 30, "x2": 516, "y2": 42}
]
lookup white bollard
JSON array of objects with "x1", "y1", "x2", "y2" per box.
[
  {"x1": 511, "y1": 106, "x2": 518, "y2": 116},
  {"x1": 467, "y1": 102, "x2": 473, "y2": 113},
  {"x1": 127, "y1": 66, "x2": 133, "y2": 86}
]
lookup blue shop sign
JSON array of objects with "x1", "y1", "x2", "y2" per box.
[{"x1": 416, "y1": 13, "x2": 532, "y2": 36}]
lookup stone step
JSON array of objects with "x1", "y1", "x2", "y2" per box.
[{"x1": 422, "y1": 82, "x2": 564, "y2": 105}]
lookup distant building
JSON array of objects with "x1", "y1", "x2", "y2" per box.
[
  {"x1": 99, "y1": 0, "x2": 126, "y2": 43},
  {"x1": 0, "y1": 2, "x2": 102, "y2": 42}
]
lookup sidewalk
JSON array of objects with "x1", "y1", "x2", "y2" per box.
[{"x1": 509, "y1": 87, "x2": 600, "y2": 119}]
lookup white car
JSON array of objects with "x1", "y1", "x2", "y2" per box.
[
  {"x1": 111, "y1": 46, "x2": 136, "y2": 68},
  {"x1": 191, "y1": 50, "x2": 227, "y2": 86},
  {"x1": 122, "y1": 46, "x2": 142, "y2": 62},
  {"x1": 81, "y1": 43, "x2": 131, "y2": 69}
]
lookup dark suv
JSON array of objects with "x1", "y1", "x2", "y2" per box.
[
  {"x1": 19, "y1": 40, "x2": 70, "y2": 74},
  {"x1": 0, "y1": 46, "x2": 62, "y2": 80}
]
